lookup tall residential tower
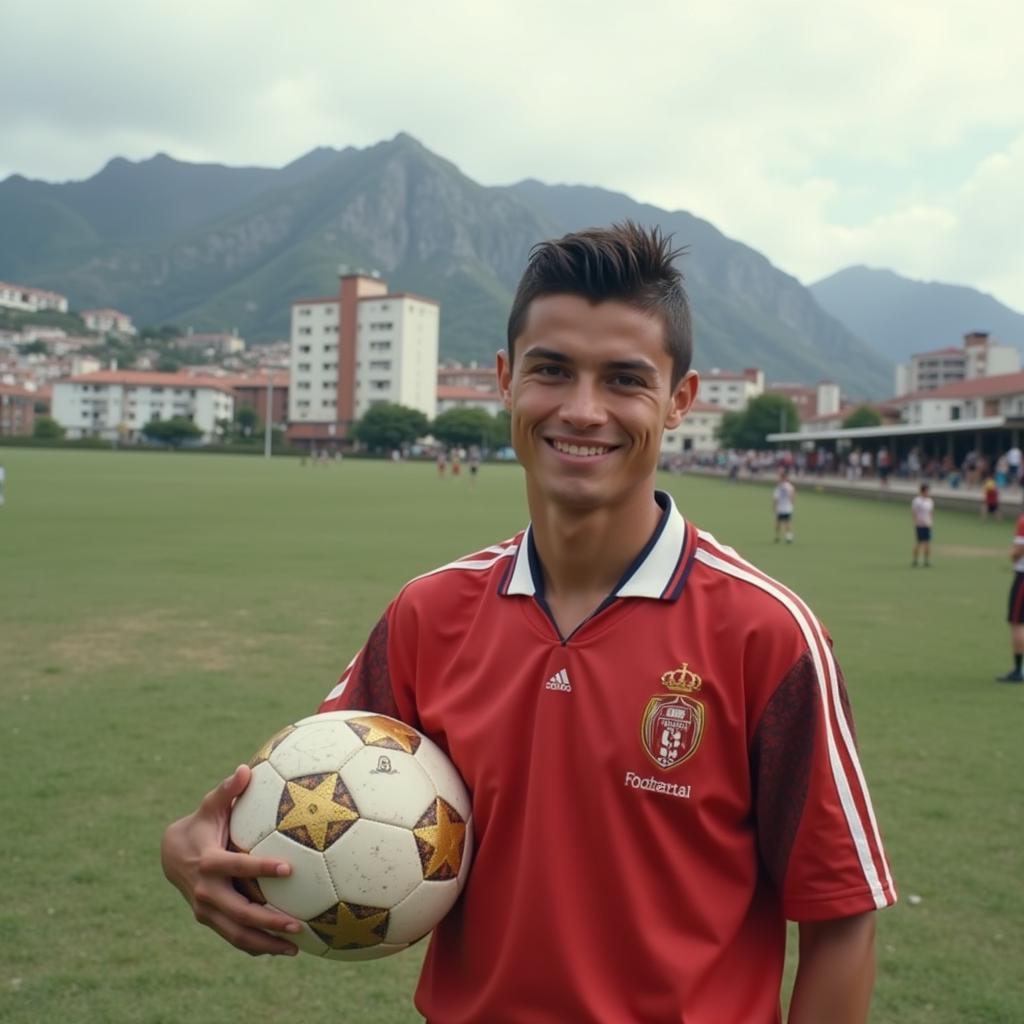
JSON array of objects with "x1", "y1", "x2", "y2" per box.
[{"x1": 287, "y1": 271, "x2": 439, "y2": 449}]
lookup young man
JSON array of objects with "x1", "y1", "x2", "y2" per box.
[
  {"x1": 911, "y1": 483, "x2": 934, "y2": 567},
  {"x1": 997, "y1": 510, "x2": 1024, "y2": 683},
  {"x1": 773, "y1": 468, "x2": 796, "y2": 542},
  {"x1": 162, "y1": 224, "x2": 895, "y2": 1023}
]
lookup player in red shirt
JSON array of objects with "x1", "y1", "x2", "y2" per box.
[
  {"x1": 997, "y1": 512, "x2": 1024, "y2": 682},
  {"x1": 163, "y1": 224, "x2": 895, "y2": 1022}
]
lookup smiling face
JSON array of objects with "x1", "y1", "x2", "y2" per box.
[{"x1": 498, "y1": 294, "x2": 698, "y2": 514}]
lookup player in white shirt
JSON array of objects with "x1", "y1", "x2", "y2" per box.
[
  {"x1": 772, "y1": 470, "x2": 795, "y2": 543},
  {"x1": 910, "y1": 483, "x2": 934, "y2": 568}
]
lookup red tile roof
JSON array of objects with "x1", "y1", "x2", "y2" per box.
[
  {"x1": 911, "y1": 346, "x2": 964, "y2": 358},
  {"x1": 895, "y1": 371, "x2": 1024, "y2": 403},
  {"x1": 437, "y1": 386, "x2": 502, "y2": 401},
  {"x1": 61, "y1": 370, "x2": 234, "y2": 395},
  {"x1": 218, "y1": 372, "x2": 290, "y2": 389}
]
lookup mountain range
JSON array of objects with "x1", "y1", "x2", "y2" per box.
[
  {"x1": 810, "y1": 266, "x2": 1024, "y2": 364},
  {"x1": 1, "y1": 132, "x2": 978, "y2": 399}
]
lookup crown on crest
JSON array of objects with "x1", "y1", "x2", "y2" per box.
[{"x1": 660, "y1": 664, "x2": 702, "y2": 693}]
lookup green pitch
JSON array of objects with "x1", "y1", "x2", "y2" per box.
[{"x1": 0, "y1": 450, "x2": 1021, "y2": 1023}]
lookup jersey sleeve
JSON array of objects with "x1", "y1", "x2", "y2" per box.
[
  {"x1": 750, "y1": 646, "x2": 897, "y2": 921},
  {"x1": 317, "y1": 592, "x2": 423, "y2": 728},
  {"x1": 318, "y1": 611, "x2": 399, "y2": 717}
]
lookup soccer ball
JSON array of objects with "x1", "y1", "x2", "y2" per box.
[{"x1": 229, "y1": 710, "x2": 473, "y2": 960}]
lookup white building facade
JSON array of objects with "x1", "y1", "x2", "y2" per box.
[
  {"x1": 287, "y1": 273, "x2": 439, "y2": 447},
  {"x1": 895, "y1": 332, "x2": 1020, "y2": 396},
  {"x1": 0, "y1": 281, "x2": 69, "y2": 313},
  {"x1": 52, "y1": 371, "x2": 233, "y2": 441},
  {"x1": 660, "y1": 401, "x2": 725, "y2": 455},
  {"x1": 436, "y1": 385, "x2": 504, "y2": 416},
  {"x1": 355, "y1": 294, "x2": 439, "y2": 420},
  {"x1": 81, "y1": 309, "x2": 136, "y2": 336},
  {"x1": 893, "y1": 371, "x2": 1024, "y2": 427},
  {"x1": 699, "y1": 368, "x2": 764, "y2": 410},
  {"x1": 289, "y1": 298, "x2": 341, "y2": 424}
]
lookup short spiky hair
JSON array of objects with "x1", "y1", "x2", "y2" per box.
[{"x1": 506, "y1": 221, "x2": 693, "y2": 385}]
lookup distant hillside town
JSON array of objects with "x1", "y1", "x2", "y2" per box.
[{"x1": 2, "y1": 270, "x2": 1022, "y2": 460}]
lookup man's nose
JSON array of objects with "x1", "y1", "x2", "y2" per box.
[{"x1": 559, "y1": 378, "x2": 607, "y2": 429}]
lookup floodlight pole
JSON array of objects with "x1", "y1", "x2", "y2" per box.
[{"x1": 264, "y1": 371, "x2": 273, "y2": 458}]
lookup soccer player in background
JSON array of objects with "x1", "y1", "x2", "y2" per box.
[
  {"x1": 773, "y1": 468, "x2": 795, "y2": 543},
  {"x1": 911, "y1": 483, "x2": 934, "y2": 567},
  {"x1": 163, "y1": 224, "x2": 895, "y2": 1023},
  {"x1": 997, "y1": 509, "x2": 1024, "y2": 683}
]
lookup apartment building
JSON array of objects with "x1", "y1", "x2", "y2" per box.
[
  {"x1": 224, "y1": 372, "x2": 289, "y2": 426},
  {"x1": 81, "y1": 308, "x2": 137, "y2": 336},
  {"x1": 436, "y1": 385, "x2": 504, "y2": 416},
  {"x1": 895, "y1": 332, "x2": 1020, "y2": 396},
  {"x1": 700, "y1": 367, "x2": 764, "y2": 410},
  {"x1": 52, "y1": 371, "x2": 233, "y2": 441},
  {"x1": 893, "y1": 371, "x2": 1024, "y2": 427},
  {"x1": 660, "y1": 400, "x2": 725, "y2": 455},
  {"x1": 0, "y1": 281, "x2": 69, "y2": 314},
  {"x1": 287, "y1": 272, "x2": 439, "y2": 447},
  {"x1": 765, "y1": 381, "x2": 841, "y2": 422},
  {"x1": 0, "y1": 384, "x2": 38, "y2": 436}
]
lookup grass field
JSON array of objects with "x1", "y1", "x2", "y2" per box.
[{"x1": 1, "y1": 448, "x2": 1022, "y2": 1024}]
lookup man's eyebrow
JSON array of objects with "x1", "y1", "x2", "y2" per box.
[
  {"x1": 605, "y1": 358, "x2": 660, "y2": 374},
  {"x1": 520, "y1": 347, "x2": 659, "y2": 375},
  {"x1": 520, "y1": 346, "x2": 571, "y2": 363}
]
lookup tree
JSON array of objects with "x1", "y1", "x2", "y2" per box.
[
  {"x1": 141, "y1": 416, "x2": 203, "y2": 447},
  {"x1": 353, "y1": 403, "x2": 429, "y2": 451},
  {"x1": 18, "y1": 339, "x2": 47, "y2": 355},
  {"x1": 432, "y1": 407, "x2": 496, "y2": 449},
  {"x1": 156, "y1": 356, "x2": 182, "y2": 373},
  {"x1": 716, "y1": 394, "x2": 799, "y2": 450},
  {"x1": 487, "y1": 409, "x2": 512, "y2": 449},
  {"x1": 842, "y1": 405, "x2": 882, "y2": 429},
  {"x1": 33, "y1": 416, "x2": 65, "y2": 440},
  {"x1": 235, "y1": 406, "x2": 260, "y2": 438}
]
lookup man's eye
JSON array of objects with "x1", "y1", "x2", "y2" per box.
[
  {"x1": 535, "y1": 365, "x2": 567, "y2": 377},
  {"x1": 611, "y1": 375, "x2": 645, "y2": 387}
]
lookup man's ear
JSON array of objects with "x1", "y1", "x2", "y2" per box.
[
  {"x1": 665, "y1": 370, "x2": 699, "y2": 430},
  {"x1": 497, "y1": 350, "x2": 513, "y2": 412}
]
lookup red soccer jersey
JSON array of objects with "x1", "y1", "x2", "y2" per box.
[{"x1": 319, "y1": 492, "x2": 896, "y2": 1023}]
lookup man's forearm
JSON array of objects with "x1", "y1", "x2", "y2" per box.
[{"x1": 788, "y1": 913, "x2": 876, "y2": 1024}]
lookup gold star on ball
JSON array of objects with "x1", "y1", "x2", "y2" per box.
[
  {"x1": 276, "y1": 773, "x2": 358, "y2": 851},
  {"x1": 414, "y1": 798, "x2": 467, "y2": 880},
  {"x1": 309, "y1": 901, "x2": 390, "y2": 949},
  {"x1": 248, "y1": 724, "x2": 296, "y2": 768},
  {"x1": 348, "y1": 715, "x2": 421, "y2": 754}
]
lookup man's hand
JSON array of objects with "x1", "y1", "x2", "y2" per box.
[{"x1": 161, "y1": 764, "x2": 302, "y2": 956}]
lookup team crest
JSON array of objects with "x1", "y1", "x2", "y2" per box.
[{"x1": 641, "y1": 664, "x2": 705, "y2": 770}]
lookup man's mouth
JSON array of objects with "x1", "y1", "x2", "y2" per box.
[{"x1": 548, "y1": 439, "x2": 616, "y2": 458}]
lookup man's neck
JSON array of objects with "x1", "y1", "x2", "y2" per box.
[{"x1": 525, "y1": 482, "x2": 664, "y2": 601}]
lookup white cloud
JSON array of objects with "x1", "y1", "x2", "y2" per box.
[{"x1": 3, "y1": 0, "x2": 1023, "y2": 307}]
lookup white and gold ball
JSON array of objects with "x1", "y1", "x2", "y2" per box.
[{"x1": 229, "y1": 710, "x2": 473, "y2": 960}]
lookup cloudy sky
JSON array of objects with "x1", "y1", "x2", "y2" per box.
[{"x1": 5, "y1": 0, "x2": 1022, "y2": 309}]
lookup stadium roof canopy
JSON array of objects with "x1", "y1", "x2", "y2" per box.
[{"x1": 767, "y1": 416, "x2": 1022, "y2": 444}]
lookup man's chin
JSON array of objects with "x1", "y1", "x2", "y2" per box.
[{"x1": 542, "y1": 480, "x2": 610, "y2": 512}]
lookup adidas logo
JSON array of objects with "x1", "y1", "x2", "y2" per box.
[{"x1": 545, "y1": 668, "x2": 572, "y2": 692}]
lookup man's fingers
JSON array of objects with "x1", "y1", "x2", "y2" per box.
[
  {"x1": 199, "y1": 906, "x2": 299, "y2": 957},
  {"x1": 198, "y1": 847, "x2": 291, "y2": 880},
  {"x1": 207, "y1": 764, "x2": 251, "y2": 809},
  {"x1": 193, "y1": 863, "x2": 301, "y2": 935}
]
